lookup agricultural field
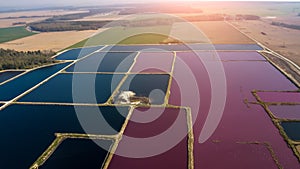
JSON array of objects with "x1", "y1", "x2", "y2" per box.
[
  {"x1": 0, "y1": 29, "x2": 99, "y2": 52},
  {"x1": 66, "y1": 25, "x2": 172, "y2": 49},
  {"x1": 0, "y1": 26, "x2": 36, "y2": 43},
  {"x1": 231, "y1": 20, "x2": 300, "y2": 66}
]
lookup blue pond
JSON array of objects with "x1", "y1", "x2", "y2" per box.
[
  {"x1": 41, "y1": 139, "x2": 113, "y2": 169},
  {"x1": 0, "y1": 104, "x2": 129, "y2": 169},
  {"x1": 20, "y1": 73, "x2": 124, "y2": 103},
  {"x1": 0, "y1": 63, "x2": 70, "y2": 101},
  {"x1": 281, "y1": 121, "x2": 300, "y2": 141},
  {"x1": 66, "y1": 52, "x2": 137, "y2": 72},
  {"x1": 55, "y1": 46, "x2": 104, "y2": 60},
  {"x1": 0, "y1": 71, "x2": 24, "y2": 83},
  {"x1": 101, "y1": 44, "x2": 263, "y2": 52},
  {"x1": 120, "y1": 74, "x2": 170, "y2": 105}
]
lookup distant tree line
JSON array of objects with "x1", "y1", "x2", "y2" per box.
[
  {"x1": 119, "y1": 4, "x2": 203, "y2": 15},
  {"x1": 44, "y1": 8, "x2": 117, "y2": 22},
  {"x1": 271, "y1": 22, "x2": 300, "y2": 30},
  {"x1": 28, "y1": 21, "x2": 113, "y2": 32},
  {"x1": 0, "y1": 48, "x2": 56, "y2": 70},
  {"x1": 28, "y1": 18, "x2": 177, "y2": 32},
  {"x1": 27, "y1": 8, "x2": 119, "y2": 32},
  {"x1": 235, "y1": 15, "x2": 260, "y2": 20}
]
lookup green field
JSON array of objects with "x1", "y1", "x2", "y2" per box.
[
  {"x1": 65, "y1": 25, "x2": 172, "y2": 50},
  {"x1": 0, "y1": 26, "x2": 37, "y2": 43}
]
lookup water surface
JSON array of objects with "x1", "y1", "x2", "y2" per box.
[
  {"x1": 131, "y1": 52, "x2": 174, "y2": 73},
  {"x1": 0, "y1": 71, "x2": 24, "y2": 83},
  {"x1": 257, "y1": 91, "x2": 300, "y2": 103},
  {"x1": 108, "y1": 108, "x2": 188, "y2": 169},
  {"x1": 120, "y1": 74, "x2": 170, "y2": 105},
  {"x1": 281, "y1": 121, "x2": 300, "y2": 141},
  {"x1": 103, "y1": 44, "x2": 263, "y2": 52},
  {"x1": 0, "y1": 104, "x2": 129, "y2": 169},
  {"x1": 20, "y1": 73, "x2": 124, "y2": 103},
  {"x1": 269, "y1": 105, "x2": 300, "y2": 119},
  {"x1": 41, "y1": 139, "x2": 113, "y2": 169},
  {"x1": 55, "y1": 46, "x2": 103, "y2": 60},
  {"x1": 66, "y1": 52, "x2": 137, "y2": 72},
  {"x1": 0, "y1": 63, "x2": 70, "y2": 101}
]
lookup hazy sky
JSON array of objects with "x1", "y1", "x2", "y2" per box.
[{"x1": 1, "y1": 0, "x2": 300, "y2": 8}]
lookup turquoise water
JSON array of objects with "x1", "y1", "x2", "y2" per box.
[
  {"x1": 0, "y1": 63, "x2": 70, "y2": 101},
  {"x1": 20, "y1": 73, "x2": 124, "y2": 103},
  {"x1": 0, "y1": 104, "x2": 129, "y2": 169}
]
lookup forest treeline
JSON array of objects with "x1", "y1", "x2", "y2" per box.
[
  {"x1": 0, "y1": 48, "x2": 56, "y2": 70},
  {"x1": 271, "y1": 22, "x2": 300, "y2": 30}
]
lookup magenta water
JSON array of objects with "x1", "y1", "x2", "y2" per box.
[
  {"x1": 108, "y1": 108, "x2": 189, "y2": 169},
  {"x1": 269, "y1": 105, "x2": 300, "y2": 119},
  {"x1": 131, "y1": 52, "x2": 174, "y2": 73},
  {"x1": 169, "y1": 51, "x2": 300, "y2": 168},
  {"x1": 178, "y1": 51, "x2": 266, "y2": 61},
  {"x1": 257, "y1": 91, "x2": 300, "y2": 103},
  {"x1": 198, "y1": 141, "x2": 279, "y2": 169},
  {"x1": 216, "y1": 51, "x2": 266, "y2": 61}
]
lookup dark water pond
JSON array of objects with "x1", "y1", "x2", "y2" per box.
[
  {"x1": 66, "y1": 52, "x2": 137, "y2": 72},
  {"x1": 120, "y1": 74, "x2": 170, "y2": 105},
  {"x1": 55, "y1": 46, "x2": 104, "y2": 60},
  {"x1": 281, "y1": 121, "x2": 300, "y2": 141},
  {"x1": 41, "y1": 139, "x2": 113, "y2": 169},
  {"x1": 0, "y1": 104, "x2": 129, "y2": 169},
  {"x1": 20, "y1": 73, "x2": 124, "y2": 104},
  {"x1": 0, "y1": 63, "x2": 70, "y2": 101},
  {"x1": 0, "y1": 71, "x2": 24, "y2": 83}
]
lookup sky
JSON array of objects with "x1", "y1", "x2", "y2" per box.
[{"x1": 1, "y1": 0, "x2": 300, "y2": 8}]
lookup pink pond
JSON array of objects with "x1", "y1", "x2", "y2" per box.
[
  {"x1": 108, "y1": 108, "x2": 189, "y2": 169},
  {"x1": 190, "y1": 51, "x2": 266, "y2": 61},
  {"x1": 257, "y1": 91, "x2": 300, "y2": 103},
  {"x1": 269, "y1": 105, "x2": 300, "y2": 119},
  {"x1": 198, "y1": 141, "x2": 279, "y2": 169},
  {"x1": 168, "y1": 51, "x2": 300, "y2": 168},
  {"x1": 131, "y1": 52, "x2": 174, "y2": 73}
]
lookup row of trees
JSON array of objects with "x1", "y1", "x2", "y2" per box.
[
  {"x1": 28, "y1": 21, "x2": 112, "y2": 32},
  {"x1": 271, "y1": 21, "x2": 300, "y2": 30},
  {"x1": 0, "y1": 48, "x2": 56, "y2": 70}
]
